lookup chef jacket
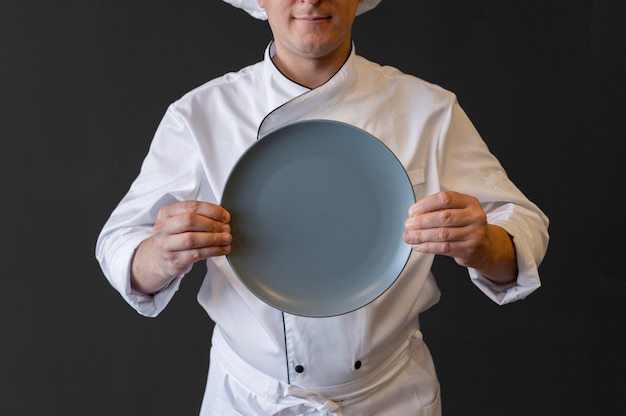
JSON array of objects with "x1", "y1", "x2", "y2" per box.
[{"x1": 96, "y1": 42, "x2": 549, "y2": 415}]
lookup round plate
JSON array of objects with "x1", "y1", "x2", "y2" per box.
[{"x1": 221, "y1": 120, "x2": 414, "y2": 317}]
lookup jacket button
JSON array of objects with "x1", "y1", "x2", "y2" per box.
[
  {"x1": 354, "y1": 360, "x2": 362, "y2": 369},
  {"x1": 295, "y1": 365, "x2": 304, "y2": 373}
]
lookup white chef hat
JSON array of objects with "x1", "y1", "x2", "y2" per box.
[{"x1": 223, "y1": 0, "x2": 382, "y2": 20}]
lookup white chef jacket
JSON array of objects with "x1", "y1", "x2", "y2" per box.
[{"x1": 96, "y1": 42, "x2": 549, "y2": 416}]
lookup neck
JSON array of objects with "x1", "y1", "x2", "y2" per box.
[{"x1": 271, "y1": 42, "x2": 351, "y2": 89}]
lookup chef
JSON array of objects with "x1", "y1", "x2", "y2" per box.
[{"x1": 96, "y1": 1, "x2": 550, "y2": 414}]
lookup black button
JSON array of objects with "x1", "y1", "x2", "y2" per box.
[
  {"x1": 295, "y1": 365, "x2": 304, "y2": 373},
  {"x1": 354, "y1": 360, "x2": 362, "y2": 369}
]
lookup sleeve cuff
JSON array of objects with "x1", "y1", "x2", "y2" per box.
[
  {"x1": 467, "y1": 226, "x2": 542, "y2": 305},
  {"x1": 108, "y1": 228, "x2": 184, "y2": 317}
]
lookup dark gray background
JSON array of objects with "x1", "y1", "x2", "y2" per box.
[{"x1": 1, "y1": 0, "x2": 624, "y2": 414}]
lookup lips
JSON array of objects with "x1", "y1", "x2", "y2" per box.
[{"x1": 296, "y1": 15, "x2": 330, "y2": 20}]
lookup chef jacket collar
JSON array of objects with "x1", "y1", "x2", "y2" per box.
[{"x1": 259, "y1": 41, "x2": 359, "y2": 138}]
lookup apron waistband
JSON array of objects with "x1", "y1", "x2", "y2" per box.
[{"x1": 211, "y1": 327, "x2": 423, "y2": 414}]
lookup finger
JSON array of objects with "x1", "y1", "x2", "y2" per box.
[
  {"x1": 153, "y1": 215, "x2": 230, "y2": 240},
  {"x1": 404, "y1": 224, "x2": 461, "y2": 245},
  {"x1": 408, "y1": 191, "x2": 470, "y2": 216},
  {"x1": 157, "y1": 243, "x2": 232, "y2": 275},
  {"x1": 176, "y1": 244, "x2": 233, "y2": 264},
  {"x1": 169, "y1": 213, "x2": 231, "y2": 234},
  {"x1": 404, "y1": 228, "x2": 474, "y2": 257},
  {"x1": 408, "y1": 192, "x2": 454, "y2": 216},
  {"x1": 408, "y1": 240, "x2": 453, "y2": 255},
  {"x1": 155, "y1": 205, "x2": 231, "y2": 237},
  {"x1": 157, "y1": 230, "x2": 232, "y2": 254},
  {"x1": 404, "y1": 208, "x2": 458, "y2": 230},
  {"x1": 158, "y1": 200, "x2": 231, "y2": 223}
]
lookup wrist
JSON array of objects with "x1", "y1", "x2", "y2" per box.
[
  {"x1": 130, "y1": 237, "x2": 174, "y2": 295},
  {"x1": 476, "y1": 226, "x2": 518, "y2": 285}
]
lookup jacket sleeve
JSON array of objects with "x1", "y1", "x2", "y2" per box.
[
  {"x1": 438, "y1": 99, "x2": 550, "y2": 305},
  {"x1": 95, "y1": 106, "x2": 206, "y2": 317}
]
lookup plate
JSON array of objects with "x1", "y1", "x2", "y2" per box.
[{"x1": 221, "y1": 119, "x2": 414, "y2": 317}]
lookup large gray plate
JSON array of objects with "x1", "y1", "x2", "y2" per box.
[{"x1": 221, "y1": 120, "x2": 414, "y2": 317}]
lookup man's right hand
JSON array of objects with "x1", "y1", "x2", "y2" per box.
[{"x1": 130, "y1": 200, "x2": 232, "y2": 294}]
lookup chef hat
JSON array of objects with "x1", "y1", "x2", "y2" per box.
[{"x1": 222, "y1": 0, "x2": 382, "y2": 20}]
